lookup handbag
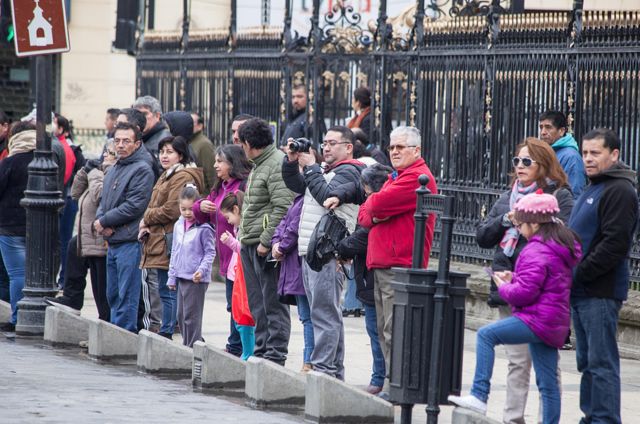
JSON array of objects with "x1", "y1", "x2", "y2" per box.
[
  {"x1": 162, "y1": 226, "x2": 173, "y2": 258},
  {"x1": 232, "y1": 259, "x2": 255, "y2": 326},
  {"x1": 306, "y1": 210, "x2": 350, "y2": 274}
]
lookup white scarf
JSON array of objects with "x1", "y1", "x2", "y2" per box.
[{"x1": 8, "y1": 130, "x2": 37, "y2": 157}]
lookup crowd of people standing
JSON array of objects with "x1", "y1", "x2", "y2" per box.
[{"x1": 0, "y1": 86, "x2": 637, "y2": 424}]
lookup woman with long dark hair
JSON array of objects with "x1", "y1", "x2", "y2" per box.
[
  {"x1": 475, "y1": 137, "x2": 575, "y2": 424},
  {"x1": 193, "y1": 144, "x2": 253, "y2": 356}
]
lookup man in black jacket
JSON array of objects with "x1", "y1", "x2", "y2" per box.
[
  {"x1": 280, "y1": 85, "x2": 307, "y2": 147},
  {"x1": 134, "y1": 95, "x2": 171, "y2": 158},
  {"x1": 568, "y1": 128, "x2": 639, "y2": 424},
  {"x1": 95, "y1": 122, "x2": 155, "y2": 333},
  {"x1": 281, "y1": 126, "x2": 365, "y2": 381}
]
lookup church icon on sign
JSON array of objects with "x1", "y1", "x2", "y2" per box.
[{"x1": 28, "y1": 0, "x2": 54, "y2": 47}]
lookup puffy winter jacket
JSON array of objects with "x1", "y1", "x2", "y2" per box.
[
  {"x1": 71, "y1": 163, "x2": 113, "y2": 257},
  {"x1": 168, "y1": 216, "x2": 216, "y2": 286},
  {"x1": 140, "y1": 165, "x2": 204, "y2": 270},
  {"x1": 359, "y1": 158, "x2": 437, "y2": 269},
  {"x1": 282, "y1": 157, "x2": 366, "y2": 256},
  {"x1": 498, "y1": 234, "x2": 582, "y2": 348},
  {"x1": 476, "y1": 185, "x2": 574, "y2": 306},
  {"x1": 271, "y1": 195, "x2": 306, "y2": 296},
  {"x1": 95, "y1": 145, "x2": 155, "y2": 246},
  {"x1": 238, "y1": 144, "x2": 295, "y2": 247}
]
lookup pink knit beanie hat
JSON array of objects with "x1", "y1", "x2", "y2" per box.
[{"x1": 513, "y1": 189, "x2": 560, "y2": 224}]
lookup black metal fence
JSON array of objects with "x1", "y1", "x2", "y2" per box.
[{"x1": 136, "y1": 1, "x2": 640, "y2": 287}]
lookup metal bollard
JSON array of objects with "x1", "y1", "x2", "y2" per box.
[{"x1": 388, "y1": 175, "x2": 469, "y2": 424}]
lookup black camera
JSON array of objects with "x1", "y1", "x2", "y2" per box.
[{"x1": 288, "y1": 137, "x2": 313, "y2": 153}]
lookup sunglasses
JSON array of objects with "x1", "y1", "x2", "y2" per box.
[
  {"x1": 386, "y1": 144, "x2": 418, "y2": 152},
  {"x1": 512, "y1": 157, "x2": 537, "y2": 168}
]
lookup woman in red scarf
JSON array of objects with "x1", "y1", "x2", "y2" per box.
[{"x1": 347, "y1": 87, "x2": 372, "y2": 139}]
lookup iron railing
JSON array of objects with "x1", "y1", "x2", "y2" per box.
[{"x1": 136, "y1": 1, "x2": 640, "y2": 288}]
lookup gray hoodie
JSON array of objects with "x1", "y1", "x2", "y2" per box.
[{"x1": 95, "y1": 144, "x2": 155, "y2": 246}]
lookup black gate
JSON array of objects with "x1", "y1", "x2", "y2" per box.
[{"x1": 137, "y1": 1, "x2": 640, "y2": 288}]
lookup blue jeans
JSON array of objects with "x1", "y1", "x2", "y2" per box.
[
  {"x1": 0, "y1": 249, "x2": 11, "y2": 303},
  {"x1": 0, "y1": 236, "x2": 26, "y2": 324},
  {"x1": 343, "y1": 265, "x2": 363, "y2": 311},
  {"x1": 225, "y1": 277, "x2": 243, "y2": 355},
  {"x1": 106, "y1": 242, "x2": 143, "y2": 333},
  {"x1": 58, "y1": 197, "x2": 78, "y2": 286},
  {"x1": 295, "y1": 294, "x2": 315, "y2": 363},
  {"x1": 364, "y1": 303, "x2": 385, "y2": 387},
  {"x1": 157, "y1": 269, "x2": 177, "y2": 334},
  {"x1": 472, "y1": 316, "x2": 560, "y2": 424},
  {"x1": 571, "y1": 296, "x2": 623, "y2": 424}
]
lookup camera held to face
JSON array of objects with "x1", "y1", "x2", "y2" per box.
[{"x1": 288, "y1": 137, "x2": 313, "y2": 153}]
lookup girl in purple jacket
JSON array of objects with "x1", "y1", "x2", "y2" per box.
[
  {"x1": 449, "y1": 191, "x2": 582, "y2": 424},
  {"x1": 168, "y1": 185, "x2": 217, "y2": 348}
]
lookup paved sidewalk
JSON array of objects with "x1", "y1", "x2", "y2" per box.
[{"x1": 70, "y1": 278, "x2": 640, "y2": 423}]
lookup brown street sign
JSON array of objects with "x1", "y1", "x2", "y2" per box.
[{"x1": 11, "y1": 0, "x2": 70, "y2": 57}]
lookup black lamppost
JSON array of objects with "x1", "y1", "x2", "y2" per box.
[{"x1": 16, "y1": 54, "x2": 64, "y2": 335}]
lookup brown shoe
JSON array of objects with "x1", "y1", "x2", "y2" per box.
[
  {"x1": 365, "y1": 385, "x2": 383, "y2": 395},
  {"x1": 299, "y1": 363, "x2": 313, "y2": 376}
]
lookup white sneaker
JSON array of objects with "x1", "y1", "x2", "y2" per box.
[{"x1": 447, "y1": 394, "x2": 487, "y2": 415}]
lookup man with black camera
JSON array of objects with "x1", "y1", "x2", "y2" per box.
[{"x1": 281, "y1": 127, "x2": 366, "y2": 381}]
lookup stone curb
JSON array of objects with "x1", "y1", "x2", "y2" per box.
[
  {"x1": 452, "y1": 406, "x2": 500, "y2": 424},
  {"x1": 0, "y1": 299, "x2": 11, "y2": 324},
  {"x1": 192, "y1": 341, "x2": 246, "y2": 388},
  {"x1": 43, "y1": 306, "x2": 90, "y2": 345},
  {"x1": 245, "y1": 356, "x2": 306, "y2": 408},
  {"x1": 137, "y1": 330, "x2": 193, "y2": 374},
  {"x1": 305, "y1": 370, "x2": 394, "y2": 423},
  {"x1": 88, "y1": 318, "x2": 138, "y2": 359}
]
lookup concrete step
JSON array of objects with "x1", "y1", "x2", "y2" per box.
[
  {"x1": 137, "y1": 330, "x2": 193, "y2": 374},
  {"x1": 192, "y1": 341, "x2": 246, "y2": 388},
  {"x1": 452, "y1": 406, "x2": 500, "y2": 424},
  {"x1": 245, "y1": 357, "x2": 306, "y2": 408},
  {"x1": 0, "y1": 299, "x2": 11, "y2": 324},
  {"x1": 43, "y1": 306, "x2": 90, "y2": 345},
  {"x1": 88, "y1": 319, "x2": 138, "y2": 359}
]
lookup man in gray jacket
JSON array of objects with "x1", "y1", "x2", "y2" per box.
[{"x1": 94, "y1": 122, "x2": 155, "y2": 333}]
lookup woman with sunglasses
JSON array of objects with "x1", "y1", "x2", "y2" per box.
[{"x1": 476, "y1": 137, "x2": 575, "y2": 424}]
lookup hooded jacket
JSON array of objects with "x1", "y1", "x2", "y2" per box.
[
  {"x1": 95, "y1": 144, "x2": 155, "y2": 246},
  {"x1": 498, "y1": 235, "x2": 582, "y2": 349},
  {"x1": 569, "y1": 162, "x2": 639, "y2": 301},
  {"x1": 162, "y1": 111, "x2": 199, "y2": 166},
  {"x1": 238, "y1": 144, "x2": 295, "y2": 247},
  {"x1": 359, "y1": 158, "x2": 437, "y2": 269},
  {"x1": 282, "y1": 157, "x2": 366, "y2": 256},
  {"x1": 140, "y1": 164, "x2": 204, "y2": 270},
  {"x1": 71, "y1": 163, "x2": 113, "y2": 257},
  {"x1": 168, "y1": 216, "x2": 216, "y2": 286},
  {"x1": 271, "y1": 195, "x2": 306, "y2": 296},
  {"x1": 476, "y1": 185, "x2": 575, "y2": 307},
  {"x1": 551, "y1": 133, "x2": 587, "y2": 200}
]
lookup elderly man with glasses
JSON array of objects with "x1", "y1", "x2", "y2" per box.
[
  {"x1": 357, "y1": 126, "x2": 437, "y2": 400},
  {"x1": 282, "y1": 126, "x2": 366, "y2": 380}
]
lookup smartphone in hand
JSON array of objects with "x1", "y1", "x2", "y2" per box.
[{"x1": 483, "y1": 267, "x2": 495, "y2": 278}]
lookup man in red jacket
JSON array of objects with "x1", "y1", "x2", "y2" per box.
[{"x1": 358, "y1": 126, "x2": 437, "y2": 400}]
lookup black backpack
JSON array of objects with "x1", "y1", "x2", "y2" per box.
[{"x1": 306, "y1": 210, "x2": 350, "y2": 274}]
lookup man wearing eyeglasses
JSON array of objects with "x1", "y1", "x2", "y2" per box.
[
  {"x1": 358, "y1": 126, "x2": 437, "y2": 400},
  {"x1": 94, "y1": 122, "x2": 155, "y2": 333},
  {"x1": 281, "y1": 126, "x2": 366, "y2": 380}
]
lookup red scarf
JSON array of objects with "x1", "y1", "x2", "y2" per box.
[{"x1": 347, "y1": 106, "x2": 370, "y2": 129}]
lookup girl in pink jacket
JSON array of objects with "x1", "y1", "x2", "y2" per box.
[{"x1": 449, "y1": 191, "x2": 582, "y2": 424}]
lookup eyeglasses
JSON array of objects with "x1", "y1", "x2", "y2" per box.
[
  {"x1": 320, "y1": 141, "x2": 349, "y2": 150},
  {"x1": 114, "y1": 138, "x2": 134, "y2": 145},
  {"x1": 386, "y1": 144, "x2": 419, "y2": 152},
  {"x1": 512, "y1": 157, "x2": 537, "y2": 168}
]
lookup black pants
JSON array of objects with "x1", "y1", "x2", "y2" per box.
[{"x1": 63, "y1": 236, "x2": 110, "y2": 321}]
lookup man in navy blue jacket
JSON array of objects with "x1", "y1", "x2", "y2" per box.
[
  {"x1": 539, "y1": 110, "x2": 587, "y2": 199},
  {"x1": 568, "y1": 128, "x2": 639, "y2": 424}
]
